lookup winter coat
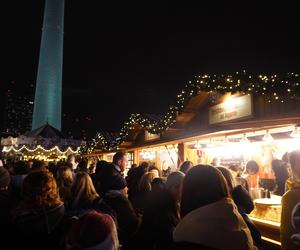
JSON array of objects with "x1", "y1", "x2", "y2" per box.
[
  {"x1": 132, "y1": 189, "x2": 179, "y2": 250},
  {"x1": 66, "y1": 196, "x2": 115, "y2": 218},
  {"x1": 104, "y1": 190, "x2": 140, "y2": 246},
  {"x1": 12, "y1": 203, "x2": 65, "y2": 250},
  {"x1": 0, "y1": 189, "x2": 12, "y2": 247},
  {"x1": 173, "y1": 198, "x2": 257, "y2": 250},
  {"x1": 281, "y1": 179, "x2": 300, "y2": 250},
  {"x1": 232, "y1": 185, "x2": 262, "y2": 248}
]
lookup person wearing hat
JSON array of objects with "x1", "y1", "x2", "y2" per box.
[
  {"x1": 66, "y1": 210, "x2": 119, "y2": 250},
  {"x1": 100, "y1": 162, "x2": 139, "y2": 247}
]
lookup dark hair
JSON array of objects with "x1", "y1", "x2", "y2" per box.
[
  {"x1": 31, "y1": 160, "x2": 47, "y2": 172},
  {"x1": 216, "y1": 166, "x2": 235, "y2": 194},
  {"x1": 112, "y1": 152, "x2": 126, "y2": 165},
  {"x1": 139, "y1": 162, "x2": 150, "y2": 171},
  {"x1": 228, "y1": 164, "x2": 240, "y2": 172},
  {"x1": 246, "y1": 160, "x2": 259, "y2": 175},
  {"x1": 77, "y1": 158, "x2": 88, "y2": 172},
  {"x1": 95, "y1": 160, "x2": 111, "y2": 176},
  {"x1": 179, "y1": 161, "x2": 193, "y2": 174},
  {"x1": 272, "y1": 159, "x2": 289, "y2": 183},
  {"x1": 180, "y1": 165, "x2": 229, "y2": 218},
  {"x1": 151, "y1": 177, "x2": 165, "y2": 192},
  {"x1": 14, "y1": 161, "x2": 30, "y2": 175}
]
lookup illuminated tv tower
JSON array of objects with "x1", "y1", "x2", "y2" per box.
[{"x1": 32, "y1": 0, "x2": 64, "y2": 131}]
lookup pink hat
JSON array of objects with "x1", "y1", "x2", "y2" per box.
[{"x1": 68, "y1": 210, "x2": 119, "y2": 250}]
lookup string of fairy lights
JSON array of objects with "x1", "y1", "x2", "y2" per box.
[
  {"x1": 80, "y1": 71, "x2": 300, "y2": 154},
  {"x1": 3, "y1": 145, "x2": 79, "y2": 154}
]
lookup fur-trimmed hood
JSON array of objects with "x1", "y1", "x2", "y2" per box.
[{"x1": 173, "y1": 198, "x2": 257, "y2": 250}]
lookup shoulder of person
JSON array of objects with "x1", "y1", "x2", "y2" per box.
[{"x1": 170, "y1": 242, "x2": 216, "y2": 250}]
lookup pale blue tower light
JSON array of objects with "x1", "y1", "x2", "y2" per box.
[{"x1": 32, "y1": 0, "x2": 64, "y2": 131}]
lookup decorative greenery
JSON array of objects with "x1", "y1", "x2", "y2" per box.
[{"x1": 80, "y1": 71, "x2": 300, "y2": 154}]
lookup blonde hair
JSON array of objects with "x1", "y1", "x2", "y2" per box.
[
  {"x1": 71, "y1": 172, "x2": 99, "y2": 208},
  {"x1": 56, "y1": 166, "x2": 73, "y2": 188},
  {"x1": 139, "y1": 171, "x2": 157, "y2": 192}
]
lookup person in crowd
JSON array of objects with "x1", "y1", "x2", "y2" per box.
[
  {"x1": 0, "y1": 162, "x2": 12, "y2": 245},
  {"x1": 229, "y1": 164, "x2": 249, "y2": 191},
  {"x1": 31, "y1": 160, "x2": 48, "y2": 172},
  {"x1": 166, "y1": 171, "x2": 185, "y2": 208},
  {"x1": 100, "y1": 164, "x2": 139, "y2": 247},
  {"x1": 76, "y1": 157, "x2": 89, "y2": 173},
  {"x1": 132, "y1": 171, "x2": 184, "y2": 250},
  {"x1": 151, "y1": 177, "x2": 166, "y2": 193},
  {"x1": 112, "y1": 151, "x2": 128, "y2": 177},
  {"x1": 211, "y1": 157, "x2": 222, "y2": 167},
  {"x1": 11, "y1": 170, "x2": 65, "y2": 250},
  {"x1": 10, "y1": 161, "x2": 30, "y2": 201},
  {"x1": 27, "y1": 159, "x2": 34, "y2": 169},
  {"x1": 66, "y1": 210, "x2": 119, "y2": 250},
  {"x1": 271, "y1": 159, "x2": 289, "y2": 196},
  {"x1": 217, "y1": 166, "x2": 262, "y2": 249},
  {"x1": 56, "y1": 166, "x2": 74, "y2": 208},
  {"x1": 91, "y1": 160, "x2": 112, "y2": 195},
  {"x1": 67, "y1": 172, "x2": 112, "y2": 217},
  {"x1": 139, "y1": 171, "x2": 158, "y2": 192},
  {"x1": 291, "y1": 201, "x2": 300, "y2": 247},
  {"x1": 282, "y1": 152, "x2": 295, "y2": 192},
  {"x1": 148, "y1": 165, "x2": 161, "y2": 178},
  {"x1": 48, "y1": 161, "x2": 58, "y2": 176},
  {"x1": 281, "y1": 150, "x2": 300, "y2": 250},
  {"x1": 179, "y1": 161, "x2": 193, "y2": 174},
  {"x1": 173, "y1": 165, "x2": 257, "y2": 250},
  {"x1": 136, "y1": 171, "x2": 158, "y2": 214},
  {"x1": 126, "y1": 162, "x2": 150, "y2": 208},
  {"x1": 67, "y1": 154, "x2": 79, "y2": 172},
  {"x1": 88, "y1": 163, "x2": 96, "y2": 174},
  {"x1": 245, "y1": 160, "x2": 260, "y2": 188},
  {"x1": 126, "y1": 163, "x2": 138, "y2": 179}
]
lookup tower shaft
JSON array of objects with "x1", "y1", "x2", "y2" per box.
[{"x1": 32, "y1": 0, "x2": 64, "y2": 131}]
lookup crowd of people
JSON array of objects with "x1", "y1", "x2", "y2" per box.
[{"x1": 0, "y1": 150, "x2": 300, "y2": 249}]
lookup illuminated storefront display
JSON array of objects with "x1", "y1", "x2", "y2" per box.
[
  {"x1": 138, "y1": 145, "x2": 178, "y2": 172},
  {"x1": 209, "y1": 94, "x2": 252, "y2": 124}
]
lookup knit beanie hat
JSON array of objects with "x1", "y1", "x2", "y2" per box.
[
  {"x1": 67, "y1": 210, "x2": 119, "y2": 250},
  {"x1": 109, "y1": 174, "x2": 127, "y2": 191},
  {"x1": 0, "y1": 166, "x2": 10, "y2": 188}
]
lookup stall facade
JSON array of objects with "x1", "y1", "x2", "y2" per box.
[
  {"x1": 86, "y1": 73, "x2": 300, "y2": 249},
  {"x1": 1, "y1": 124, "x2": 81, "y2": 161}
]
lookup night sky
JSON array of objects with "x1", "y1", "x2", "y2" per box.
[{"x1": 1, "y1": 2, "x2": 300, "y2": 138}]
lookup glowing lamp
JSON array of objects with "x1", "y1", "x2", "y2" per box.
[
  {"x1": 262, "y1": 130, "x2": 274, "y2": 142},
  {"x1": 290, "y1": 125, "x2": 300, "y2": 138}
]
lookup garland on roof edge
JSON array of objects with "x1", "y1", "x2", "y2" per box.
[{"x1": 80, "y1": 71, "x2": 300, "y2": 154}]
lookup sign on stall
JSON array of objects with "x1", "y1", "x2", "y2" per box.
[
  {"x1": 209, "y1": 94, "x2": 252, "y2": 124},
  {"x1": 145, "y1": 131, "x2": 160, "y2": 141}
]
